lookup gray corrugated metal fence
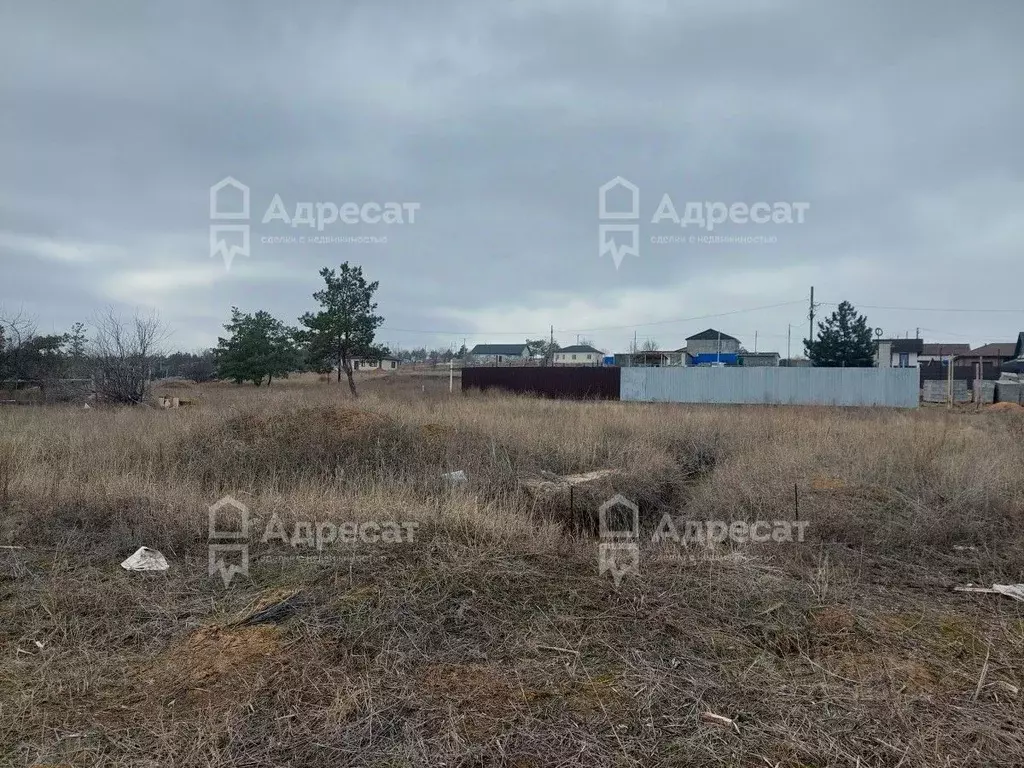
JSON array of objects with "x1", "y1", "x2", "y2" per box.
[{"x1": 621, "y1": 367, "x2": 919, "y2": 408}]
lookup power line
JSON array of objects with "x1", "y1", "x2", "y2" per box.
[
  {"x1": 819, "y1": 302, "x2": 1024, "y2": 314},
  {"x1": 379, "y1": 299, "x2": 807, "y2": 337},
  {"x1": 382, "y1": 298, "x2": 1023, "y2": 342},
  {"x1": 557, "y1": 300, "x2": 806, "y2": 333}
]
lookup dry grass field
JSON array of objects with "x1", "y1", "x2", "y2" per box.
[{"x1": 2, "y1": 372, "x2": 1024, "y2": 767}]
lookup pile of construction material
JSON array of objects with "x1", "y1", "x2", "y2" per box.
[
  {"x1": 922, "y1": 379, "x2": 970, "y2": 404},
  {"x1": 996, "y1": 373, "x2": 1023, "y2": 405},
  {"x1": 975, "y1": 380, "x2": 996, "y2": 404},
  {"x1": 157, "y1": 396, "x2": 194, "y2": 409}
]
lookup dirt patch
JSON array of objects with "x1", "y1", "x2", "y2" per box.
[
  {"x1": 149, "y1": 624, "x2": 284, "y2": 706},
  {"x1": 417, "y1": 663, "x2": 521, "y2": 740},
  {"x1": 421, "y1": 423, "x2": 456, "y2": 438},
  {"x1": 810, "y1": 605, "x2": 857, "y2": 634},
  {"x1": 808, "y1": 606, "x2": 859, "y2": 654},
  {"x1": 831, "y1": 652, "x2": 942, "y2": 694},
  {"x1": 987, "y1": 402, "x2": 1023, "y2": 411}
]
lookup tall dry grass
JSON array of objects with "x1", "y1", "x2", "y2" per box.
[
  {"x1": 4, "y1": 382, "x2": 1024, "y2": 767},
  {"x1": 2, "y1": 383, "x2": 1022, "y2": 574}
]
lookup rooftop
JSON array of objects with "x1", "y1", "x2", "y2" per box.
[
  {"x1": 878, "y1": 338, "x2": 924, "y2": 354},
  {"x1": 685, "y1": 328, "x2": 739, "y2": 342},
  {"x1": 469, "y1": 343, "x2": 528, "y2": 356},
  {"x1": 920, "y1": 343, "x2": 971, "y2": 356},
  {"x1": 966, "y1": 343, "x2": 1017, "y2": 358}
]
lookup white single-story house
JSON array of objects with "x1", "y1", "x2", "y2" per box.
[
  {"x1": 352, "y1": 357, "x2": 400, "y2": 371},
  {"x1": 875, "y1": 339, "x2": 923, "y2": 368},
  {"x1": 553, "y1": 344, "x2": 603, "y2": 365}
]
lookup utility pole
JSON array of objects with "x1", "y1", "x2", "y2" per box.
[
  {"x1": 787, "y1": 324, "x2": 791, "y2": 361},
  {"x1": 808, "y1": 286, "x2": 815, "y2": 347},
  {"x1": 754, "y1": 331, "x2": 758, "y2": 353},
  {"x1": 947, "y1": 352, "x2": 954, "y2": 409},
  {"x1": 717, "y1": 330, "x2": 722, "y2": 363}
]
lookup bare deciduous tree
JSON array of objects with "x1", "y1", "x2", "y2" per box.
[
  {"x1": 0, "y1": 307, "x2": 68, "y2": 382},
  {"x1": 92, "y1": 309, "x2": 168, "y2": 403},
  {"x1": 0, "y1": 308, "x2": 38, "y2": 381}
]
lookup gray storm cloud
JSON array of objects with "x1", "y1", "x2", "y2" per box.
[{"x1": 1, "y1": 0, "x2": 1021, "y2": 352}]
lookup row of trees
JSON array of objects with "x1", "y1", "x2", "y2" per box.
[
  {"x1": 0, "y1": 312, "x2": 88, "y2": 382},
  {"x1": 215, "y1": 263, "x2": 386, "y2": 396},
  {"x1": 4, "y1": 262, "x2": 390, "y2": 401},
  {"x1": 4, "y1": 280, "x2": 879, "y2": 407}
]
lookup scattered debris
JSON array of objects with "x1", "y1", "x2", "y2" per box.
[
  {"x1": 230, "y1": 589, "x2": 304, "y2": 626},
  {"x1": 702, "y1": 711, "x2": 740, "y2": 733},
  {"x1": 954, "y1": 583, "x2": 1024, "y2": 602},
  {"x1": 442, "y1": 470, "x2": 468, "y2": 483},
  {"x1": 990, "y1": 680, "x2": 1020, "y2": 698},
  {"x1": 157, "y1": 396, "x2": 193, "y2": 408},
  {"x1": 120, "y1": 546, "x2": 169, "y2": 571},
  {"x1": 992, "y1": 584, "x2": 1024, "y2": 601},
  {"x1": 518, "y1": 468, "x2": 619, "y2": 495},
  {"x1": 953, "y1": 545, "x2": 978, "y2": 552}
]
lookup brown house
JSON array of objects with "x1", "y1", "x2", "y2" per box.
[
  {"x1": 958, "y1": 343, "x2": 1018, "y2": 367},
  {"x1": 918, "y1": 343, "x2": 970, "y2": 363}
]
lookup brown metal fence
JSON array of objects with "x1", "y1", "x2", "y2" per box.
[
  {"x1": 918, "y1": 362, "x2": 1001, "y2": 385},
  {"x1": 461, "y1": 366, "x2": 620, "y2": 400}
]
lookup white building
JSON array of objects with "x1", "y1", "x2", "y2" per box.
[
  {"x1": 552, "y1": 344, "x2": 603, "y2": 365},
  {"x1": 875, "y1": 339, "x2": 923, "y2": 368},
  {"x1": 352, "y1": 357, "x2": 400, "y2": 371}
]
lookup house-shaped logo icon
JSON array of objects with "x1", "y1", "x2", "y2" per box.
[
  {"x1": 210, "y1": 176, "x2": 250, "y2": 220},
  {"x1": 208, "y1": 494, "x2": 250, "y2": 539},
  {"x1": 209, "y1": 177, "x2": 251, "y2": 270},
  {"x1": 598, "y1": 177, "x2": 641, "y2": 269},
  {"x1": 598, "y1": 176, "x2": 639, "y2": 220},
  {"x1": 598, "y1": 493, "x2": 640, "y2": 540},
  {"x1": 208, "y1": 495, "x2": 250, "y2": 587}
]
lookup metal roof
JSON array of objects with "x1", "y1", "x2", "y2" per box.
[
  {"x1": 469, "y1": 344, "x2": 528, "y2": 355},
  {"x1": 920, "y1": 343, "x2": 970, "y2": 356},
  {"x1": 685, "y1": 328, "x2": 739, "y2": 342}
]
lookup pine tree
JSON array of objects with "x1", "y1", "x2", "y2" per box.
[
  {"x1": 298, "y1": 263, "x2": 384, "y2": 397},
  {"x1": 215, "y1": 308, "x2": 300, "y2": 386},
  {"x1": 804, "y1": 301, "x2": 875, "y2": 367}
]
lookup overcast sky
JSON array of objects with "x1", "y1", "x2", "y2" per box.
[{"x1": 2, "y1": 0, "x2": 1022, "y2": 355}]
